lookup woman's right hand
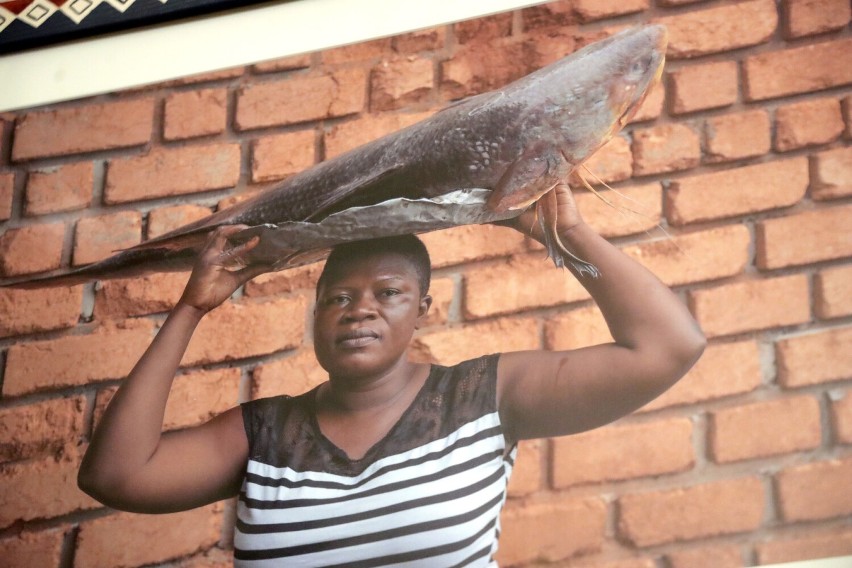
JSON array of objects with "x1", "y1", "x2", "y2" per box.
[{"x1": 178, "y1": 225, "x2": 271, "y2": 313}]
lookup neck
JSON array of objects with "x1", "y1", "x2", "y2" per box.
[{"x1": 323, "y1": 358, "x2": 425, "y2": 413}]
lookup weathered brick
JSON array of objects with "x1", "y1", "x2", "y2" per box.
[
  {"x1": 324, "y1": 111, "x2": 433, "y2": 159},
  {"x1": 704, "y1": 109, "x2": 771, "y2": 162},
  {"x1": 667, "y1": 543, "x2": 744, "y2": 568},
  {"x1": 0, "y1": 447, "x2": 99, "y2": 528},
  {"x1": 521, "y1": 1, "x2": 577, "y2": 31},
  {"x1": 321, "y1": 38, "x2": 392, "y2": 65},
  {"x1": 244, "y1": 262, "x2": 322, "y2": 297},
  {"x1": 565, "y1": 558, "x2": 656, "y2": 568},
  {"x1": 782, "y1": 0, "x2": 851, "y2": 38},
  {"x1": 3, "y1": 319, "x2": 155, "y2": 396},
  {"x1": 463, "y1": 253, "x2": 589, "y2": 319},
  {"x1": 0, "y1": 396, "x2": 86, "y2": 461},
  {"x1": 75, "y1": 505, "x2": 222, "y2": 568},
  {"x1": 252, "y1": 349, "x2": 327, "y2": 399},
  {"x1": 236, "y1": 69, "x2": 367, "y2": 130},
  {"x1": 392, "y1": 26, "x2": 446, "y2": 53},
  {"x1": 147, "y1": 204, "x2": 213, "y2": 240},
  {"x1": 744, "y1": 38, "x2": 852, "y2": 101},
  {"x1": 370, "y1": 56, "x2": 434, "y2": 111},
  {"x1": 410, "y1": 317, "x2": 539, "y2": 365},
  {"x1": 251, "y1": 53, "x2": 312, "y2": 73},
  {"x1": 183, "y1": 296, "x2": 307, "y2": 366},
  {"x1": 0, "y1": 526, "x2": 68, "y2": 568},
  {"x1": 573, "y1": 182, "x2": 662, "y2": 239},
  {"x1": 454, "y1": 13, "x2": 512, "y2": 44},
  {"x1": 173, "y1": 547, "x2": 233, "y2": 568},
  {"x1": 0, "y1": 284, "x2": 81, "y2": 338},
  {"x1": 94, "y1": 272, "x2": 188, "y2": 319},
  {"x1": 632, "y1": 123, "x2": 700, "y2": 176},
  {"x1": 167, "y1": 66, "x2": 244, "y2": 86},
  {"x1": 574, "y1": 0, "x2": 648, "y2": 21},
  {"x1": 640, "y1": 340, "x2": 762, "y2": 412},
  {"x1": 777, "y1": 326, "x2": 852, "y2": 388},
  {"x1": 775, "y1": 97, "x2": 844, "y2": 151},
  {"x1": 756, "y1": 204, "x2": 852, "y2": 270},
  {"x1": 776, "y1": 457, "x2": 852, "y2": 521},
  {"x1": 812, "y1": 145, "x2": 852, "y2": 201},
  {"x1": 498, "y1": 497, "x2": 606, "y2": 565},
  {"x1": 629, "y1": 80, "x2": 665, "y2": 123},
  {"x1": 421, "y1": 277, "x2": 453, "y2": 327},
  {"x1": 689, "y1": 274, "x2": 810, "y2": 338},
  {"x1": 666, "y1": 157, "x2": 808, "y2": 225},
  {"x1": 164, "y1": 88, "x2": 228, "y2": 141},
  {"x1": 580, "y1": 135, "x2": 632, "y2": 184},
  {"x1": 653, "y1": 0, "x2": 776, "y2": 58},
  {"x1": 757, "y1": 526, "x2": 852, "y2": 565},
  {"x1": 73, "y1": 210, "x2": 142, "y2": 266},
  {"x1": 507, "y1": 439, "x2": 542, "y2": 497},
  {"x1": 25, "y1": 162, "x2": 93, "y2": 216},
  {"x1": 95, "y1": 368, "x2": 240, "y2": 431},
  {"x1": 545, "y1": 304, "x2": 610, "y2": 351},
  {"x1": 0, "y1": 222, "x2": 65, "y2": 276},
  {"x1": 844, "y1": 95, "x2": 852, "y2": 138},
  {"x1": 624, "y1": 224, "x2": 750, "y2": 287},
  {"x1": 668, "y1": 61, "x2": 738, "y2": 115},
  {"x1": 617, "y1": 477, "x2": 764, "y2": 547},
  {"x1": 816, "y1": 265, "x2": 852, "y2": 319},
  {"x1": 832, "y1": 390, "x2": 852, "y2": 444},
  {"x1": 105, "y1": 143, "x2": 241, "y2": 204},
  {"x1": 552, "y1": 418, "x2": 694, "y2": 487},
  {"x1": 440, "y1": 42, "x2": 533, "y2": 100},
  {"x1": 251, "y1": 130, "x2": 315, "y2": 183},
  {"x1": 0, "y1": 171, "x2": 13, "y2": 220},
  {"x1": 709, "y1": 395, "x2": 821, "y2": 463},
  {"x1": 420, "y1": 224, "x2": 526, "y2": 268},
  {"x1": 12, "y1": 99, "x2": 153, "y2": 160}
]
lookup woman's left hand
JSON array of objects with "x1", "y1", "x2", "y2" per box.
[{"x1": 493, "y1": 183, "x2": 585, "y2": 241}]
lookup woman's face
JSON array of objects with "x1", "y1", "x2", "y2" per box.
[{"x1": 313, "y1": 252, "x2": 431, "y2": 381}]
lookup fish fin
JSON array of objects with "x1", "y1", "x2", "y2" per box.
[
  {"x1": 537, "y1": 187, "x2": 600, "y2": 277},
  {"x1": 304, "y1": 163, "x2": 406, "y2": 222},
  {"x1": 486, "y1": 145, "x2": 570, "y2": 213}
]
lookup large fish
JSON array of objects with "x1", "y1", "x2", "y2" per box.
[{"x1": 6, "y1": 24, "x2": 667, "y2": 288}]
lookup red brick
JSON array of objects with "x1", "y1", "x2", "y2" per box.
[
  {"x1": 816, "y1": 265, "x2": 852, "y2": 319},
  {"x1": 775, "y1": 97, "x2": 844, "y2": 151},
  {"x1": 574, "y1": 0, "x2": 648, "y2": 21},
  {"x1": 147, "y1": 204, "x2": 213, "y2": 240},
  {"x1": 25, "y1": 162, "x2": 93, "y2": 216},
  {"x1": 0, "y1": 526, "x2": 68, "y2": 568},
  {"x1": 164, "y1": 88, "x2": 228, "y2": 141},
  {"x1": 507, "y1": 439, "x2": 542, "y2": 497},
  {"x1": 166, "y1": 66, "x2": 244, "y2": 86},
  {"x1": 580, "y1": 135, "x2": 632, "y2": 184},
  {"x1": 545, "y1": 304, "x2": 610, "y2": 351},
  {"x1": 709, "y1": 395, "x2": 821, "y2": 463},
  {"x1": 782, "y1": 0, "x2": 851, "y2": 38},
  {"x1": 564, "y1": 558, "x2": 656, "y2": 568},
  {"x1": 73, "y1": 210, "x2": 142, "y2": 266},
  {"x1": 421, "y1": 277, "x2": 454, "y2": 327},
  {"x1": 640, "y1": 340, "x2": 762, "y2": 412},
  {"x1": 705, "y1": 109, "x2": 771, "y2": 162},
  {"x1": 0, "y1": 446, "x2": 99, "y2": 528},
  {"x1": 244, "y1": 262, "x2": 322, "y2": 297},
  {"x1": 182, "y1": 296, "x2": 307, "y2": 366},
  {"x1": 0, "y1": 396, "x2": 86, "y2": 461},
  {"x1": 573, "y1": 182, "x2": 662, "y2": 239},
  {"x1": 629, "y1": 80, "x2": 665, "y2": 123},
  {"x1": 624, "y1": 224, "x2": 750, "y2": 287},
  {"x1": 12, "y1": 99, "x2": 153, "y2": 161},
  {"x1": 105, "y1": 143, "x2": 241, "y2": 204},
  {"x1": 617, "y1": 477, "x2": 764, "y2": 547},
  {"x1": 756, "y1": 204, "x2": 852, "y2": 269},
  {"x1": 756, "y1": 526, "x2": 852, "y2": 565},
  {"x1": 4, "y1": 318, "x2": 155, "y2": 396},
  {"x1": 410, "y1": 317, "x2": 539, "y2": 365},
  {"x1": 252, "y1": 349, "x2": 326, "y2": 399},
  {"x1": 95, "y1": 272, "x2": 188, "y2": 319},
  {"x1": 236, "y1": 69, "x2": 367, "y2": 130},
  {"x1": 632, "y1": 123, "x2": 700, "y2": 176},
  {"x1": 667, "y1": 544, "x2": 744, "y2": 568},
  {"x1": 832, "y1": 390, "x2": 852, "y2": 444},
  {"x1": 392, "y1": 27, "x2": 446, "y2": 53},
  {"x1": 173, "y1": 547, "x2": 233, "y2": 568},
  {"x1": 688, "y1": 274, "x2": 810, "y2": 338},
  {"x1": 0, "y1": 171, "x2": 13, "y2": 220},
  {"x1": 251, "y1": 53, "x2": 312, "y2": 73},
  {"x1": 0, "y1": 222, "x2": 65, "y2": 276},
  {"x1": 812, "y1": 145, "x2": 852, "y2": 200},
  {"x1": 657, "y1": 0, "x2": 707, "y2": 4},
  {"x1": 440, "y1": 42, "x2": 532, "y2": 100},
  {"x1": 776, "y1": 456, "x2": 852, "y2": 521},
  {"x1": 776, "y1": 326, "x2": 852, "y2": 388},
  {"x1": 498, "y1": 497, "x2": 605, "y2": 565},
  {"x1": 420, "y1": 224, "x2": 526, "y2": 268},
  {"x1": 654, "y1": 0, "x2": 776, "y2": 58},
  {"x1": 668, "y1": 61, "x2": 738, "y2": 115},
  {"x1": 0, "y1": 284, "x2": 82, "y2": 338},
  {"x1": 321, "y1": 38, "x2": 392, "y2": 65},
  {"x1": 521, "y1": 1, "x2": 577, "y2": 31},
  {"x1": 370, "y1": 56, "x2": 434, "y2": 112},
  {"x1": 744, "y1": 38, "x2": 852, "y2": 101},
  {"x1": 454, "y1": 13, "x2": 512, "y2": 44},
  {"x1": 251, "y1": 130, "x2": 315, "y2": 183},
  {"x1": 463, "y1": 253, "x2": 589, "y2": 319},
  {"x1": 844, "y1": 95, "x2": 852, "y2": 138},
  {"x1": 666, "y1": 157, "x2": 808, "y2": 225},
  {"x1": 75, "y1": 505, "x2": 222, "y2": 568},
  {"x1": 324, "y1": 111, "x2": 433, "y2": 159},
  {"x1": 552, "y1": 417, "x2": 694, "y2": 487}
]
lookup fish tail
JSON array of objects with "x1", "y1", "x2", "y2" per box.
[{"x1": 537, "y1": 189, "x2": 600, "y2": 278}]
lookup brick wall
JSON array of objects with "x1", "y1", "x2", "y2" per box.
[{"x1": 1, "y1": 1, "x2": 850, "y2": 566}]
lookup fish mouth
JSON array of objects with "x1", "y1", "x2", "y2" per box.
[{"x1": 337, "y1": 328, "x2": 380, "y2": 348}]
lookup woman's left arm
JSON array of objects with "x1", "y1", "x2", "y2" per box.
[{"x1": 496, "y1": 183, "x2": 706, "y2": 441}]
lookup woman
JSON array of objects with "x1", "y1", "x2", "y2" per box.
[{"x1": 78, "y1": 183, "x2": 706, "y2": 566}]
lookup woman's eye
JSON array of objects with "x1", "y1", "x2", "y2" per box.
[
  {"x1": 380, "y1": 289, "x2": 400, "y2": 298},
  {"x1": 326, "y1": 295, "x2": 349, "y2": 305}
]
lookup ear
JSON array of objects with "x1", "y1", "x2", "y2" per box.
[{"x1": 415, "y1": 294, "x2": 433, "y2": 328}]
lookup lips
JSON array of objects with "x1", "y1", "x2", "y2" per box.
[{"x1": 337, "y1": 328, "x2": 379, "y2": 349}]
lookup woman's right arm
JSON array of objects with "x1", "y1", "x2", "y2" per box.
[{"x1": 78, "y1": 226, "x2": 270, "y2": 514}]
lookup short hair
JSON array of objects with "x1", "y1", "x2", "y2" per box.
[{"x1": 316, "y1": 234, "x2": 432, "y2": 297}]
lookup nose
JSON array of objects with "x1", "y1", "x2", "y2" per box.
[{"x1": 342, "y1": 293, "x2": 378, "y2": 322}]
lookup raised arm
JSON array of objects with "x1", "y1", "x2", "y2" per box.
[
  {"x1": 78, "y1": 226, "x2": 270, "y2": 513},
  {"x1": 496, "y1": 184, "x2": 706, "y2": 442}
]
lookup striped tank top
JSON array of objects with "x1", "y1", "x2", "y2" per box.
[{"x1": 235, "y1": 353, "x2": 516, "y2": 567}]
